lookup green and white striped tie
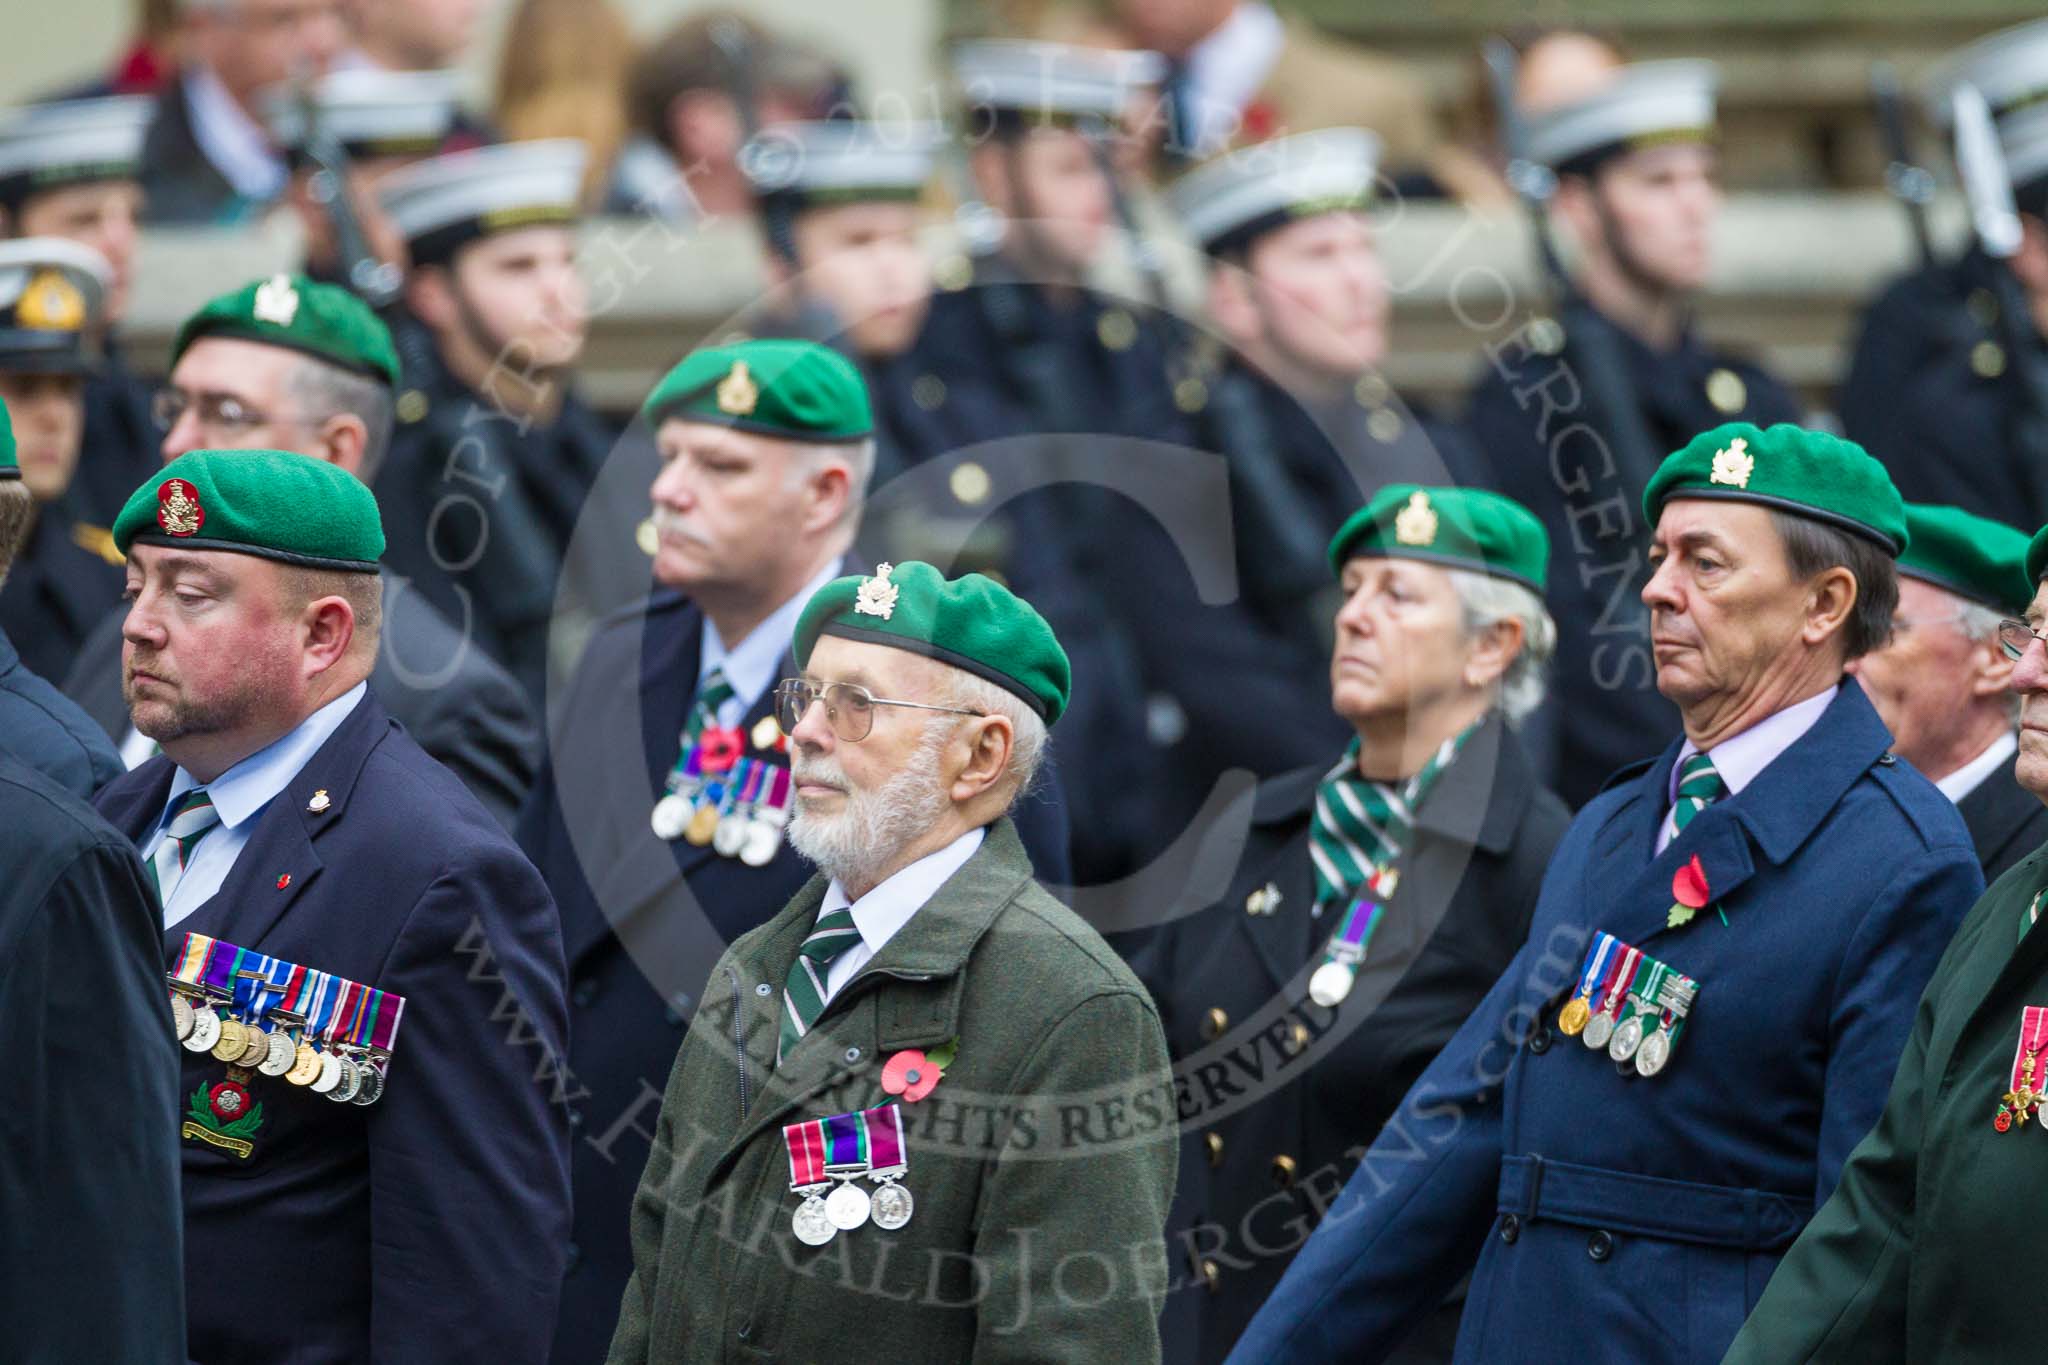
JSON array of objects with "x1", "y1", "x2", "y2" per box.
[
  {"x1": 1308, "y1": 730, "x2": 1467, "y2": 917},
  {"x1": 150, "y1": 788, "x2": 220, "y2": 907},
  {"x1": 1665, "y1": 752, "x2": 1727, "y2": 843},
  {"x1": 778, "y1": 907, "x2": 864, "y2": 1064}
]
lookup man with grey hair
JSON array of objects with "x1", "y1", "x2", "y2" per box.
[
  {"x1": 605, "y1": 558, "x2": 1173, "y2": 1363},
  {"x1": 517, "y1": 339, "x2": 1071, "y2": 1362},
  {"x1": 1134, "y1": 484, "x2": 1569, "y2": 1364},
  {"x1": 1848, "y1": 502, "x2": 2048, "y2": 880},
  {"x1": 60, "y1": 274, "x2": 538, "y2": 827}
]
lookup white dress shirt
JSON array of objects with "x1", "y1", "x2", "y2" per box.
[
  {"x1": 183, "y1": 64, "x2": 287, "y2": 202},
  {"x1": 1656, "y1": 685, "x2": 1838, "y2": 854},
  {"x1": 697, "y1": 559, "x2": 843, "y2": 730},
  {"x1": 142, "y1": 684, "x2": 366, "y2": 927},
  {"x1": 818, "y1": 826, "x2": 986, "y2": 1004},
  {"x1": 1177, "y1": 2, "x2": 1286, "y2": 156},
  {"x1": 1935, "y1": 729, "x2": 2018, "y2": 805}
]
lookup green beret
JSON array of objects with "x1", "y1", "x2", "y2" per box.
[
  {"x1": 1327, "y1": 484, "x2": 1550, "y2": 593},
  {"x1": 171, "y1": 274, "x2": 400, "y2": 389},
  {"x1": 1899, "y1": 504, "x2": 2032, "y2": 614},
  {"x1": 2023, "y1": 522, "x2": 2048, "y2": 596},
  {"x1": 1643, "y1": 422, "x2": 1907, "y2": 555},
  {"x1": 113, "y1": 449, "x2": 385, "y2": 572},
  {"x1": 641, "y1": 338, "x2": 872, "y2": 443},
  {"x1": 0, "y1": 396, "x2": 16, "y2": 479},
  {"x1": 794, "y1": 560, "x2": 1071, "y2": 724}
]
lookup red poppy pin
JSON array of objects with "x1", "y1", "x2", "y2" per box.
[
  {"x1": 881, "y1": 1038, "x2": 957, "y2": 1103},
  {"x1": 1667, "y1": 855, "x2": 1719, "y2": 928},
  {"x1": 698, "y1": 726, "x2": 743, "y2": 775}
]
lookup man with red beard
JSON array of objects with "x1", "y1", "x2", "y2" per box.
[{"x1": 605, "y1": 559, "x2": 1173, "y2": 1363}]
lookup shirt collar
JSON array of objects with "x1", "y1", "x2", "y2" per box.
[
  {"x1": 184, "y1": 64, "x2": 287, "y2": 200},
  {"x1": 1670, "y1": 684, "x2": 1838, "y2": 803},
  {"x1": 699, "y1": 558, "x2": 844, "y2": 711},
  {"x1": 1936, "y1": 728, "x2": 2018, "y2": 804},
  {"x1": 160, "y1": 683, "x2": 368, "y2": 832},
  {"x1": 820, "y1": 826, "x2": 987, "y2": 957}
]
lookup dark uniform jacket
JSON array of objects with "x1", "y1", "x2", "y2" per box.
[
  {"x1": 0, "y1": 624, "x2": 121, "y2": 797},
  {"x1": 1724, "y1": 834, "x2": 2048, "y2": 1362},
  {"x1": 71, "y1": 339, "x2": 162, "y2": 526},
  {"x1": 94, "y1": 694, "x2": 571, "y2": 1365},
  {"x1": 1, "y1": 754, "x2": 184, "y2": 1365},
  {"x1": 1137, "y1": 714, "x2": 1569, "y2": 1364},
  {"x1": 138, "y1": 68, "x2": 265, "y2": 226},
  {"x1": 519, "y1": 583, "x2": 1074, "y2": 1364},
  {"x1": 1464, "y1": 304, "x2": 1803, "y2": 808},
  {"x1": 1226, "y1": 681, "x2": 1982, "y2": 1365},
  {"x1": 375, "y1": 326, "x2": 619, "y2": 703},
  {"x1": 1838, "y1": 248, "x2": 2048, "y2": 527},
  {"x1": 0, "y1": 503, "x2": 124, "y2": 685},
  {"x1": 64, "y1": 570, "x2": 540, "y2": 828},
  {"x1": 603, "y1": 818, "x2": 1176, "y2": 1364},
  {"x1": 1957, "y1": 761, "x2": 2048, "y2": 885}
]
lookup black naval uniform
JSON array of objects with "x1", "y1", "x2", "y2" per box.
[
  {"x1": 1838, "y1": 247, "x2": 2048, "y2": 526},
  {"x1": 0, "y1": 753, "x2": 185, "y2": 1365},
  {"x1": 1134, "y1": 713, "x2": 1570, "y2": 1364},
  {"x1": 0, "y1": 502, "x2": 123, "y2": 686},
  {"x1": 1465, "y1": 304, "x2": 1803, "y2": 807},
  {"x1": 69, "y1": 339, "x2": 161, "y2": 528},
  {"x1": 519, "y1": 584, "x2": 1074, "y2": 1365},
  {"x1": 374, "y1": 324, "x2": 620, "y2": 703}
]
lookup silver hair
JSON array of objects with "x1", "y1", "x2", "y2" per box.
[
  {"x1": 1953, "y1": 597, "x2": 2023, "y2": 722},
  {"x1": 1446, "y1": 568, "x2": 1556, "y2": 726},
  {"x1": 941, "y1": 668, "x2": 1049, "y2": 807},
  {"x1": 785, "y1": 437, "x2": 876, "y2": 529},
  {"x1": 287, "y1": 356, "x2": 396, "y2": 483}
]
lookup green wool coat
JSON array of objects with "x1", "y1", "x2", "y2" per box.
[
  {"x1": 603, "y1": 818, "x2": 1178, "y2": 1363},
  {"x1": 1724, "y1": 829, "x2": 2048, "y2": 1362}
]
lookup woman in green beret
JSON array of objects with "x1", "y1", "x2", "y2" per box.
[{"x1": 1133, "y1": 484, "x2": 1572, "y2": 1365}]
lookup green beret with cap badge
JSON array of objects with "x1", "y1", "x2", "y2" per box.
[
  {"x1": 1642, "y1": 422, "x2": 1908, "y2": 555},
  {"x1": 642, "y1": 338, "x2": 872, "y2": 443},
  {"x1": 112, "y1": 448, "x2": 384, "y2": 572},
  {"x1": 171, "y1": 274, "x2": 400, "y2": 389},
  {"x1": 1327, "y1": 484, "x2": 1550, "y2": 593}
]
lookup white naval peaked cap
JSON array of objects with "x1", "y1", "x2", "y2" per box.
[
  {"x1": 262, "y1": 67, "x2": 461, "y2": 157},
  {"x1": 1167, "y1": 127, "x2": 1382, "y2": 252},
  {"x1": 739, "y1": 120, "x2": 944, "y2": 199},
  {"x1": 0, "y1": 95, "x2": 151, "y2": 196},
  {"x1": 2001, "y1": 100, "x2": 2048, "y2": 193},
  {"x1": 953, "y1": 40, "x2": 1166, "y2": 121},
  {"x1": 1525, "y1": 60, "x2": 1719, "y2": 171},
  {"x1": 1924, "y1": 18, "x2": 2048, "y2": 127},
  {"x1": 377, "y1": 138, "x2": 586, "y2": 263},
  {"x1": 0, "y1": 236, "x2": 112, "y2": 365}
]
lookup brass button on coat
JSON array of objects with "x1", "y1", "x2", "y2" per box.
[{"x1": 1201, "y1": 1007, "x2": 1228, "y2": 1040}]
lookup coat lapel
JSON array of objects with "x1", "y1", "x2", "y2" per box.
[{"x1": 1959, "y1": 768, "x2": 2044, "y2": 876}]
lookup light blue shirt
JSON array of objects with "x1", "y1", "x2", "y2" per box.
[
  {"x1": 697, "y1": 559, "x2": 843, "y2": 729},
  {"x1": 143, "y1": 683, "x2": 367, "y2": 929},
  {"x1": 1656, "y1": 684, "x2": 1838, "y2": 854}
]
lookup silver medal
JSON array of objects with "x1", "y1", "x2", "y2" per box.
[
  {"x1": 712, "y1": 809, "x2": 749, "y2": 857},
  {"x1": 1307, "y1": 961, "x2": 1355, "y2": 1009},
  {"x1": 870, "y1": 1178, "x2": 914, "y2": 1231},
  {"x1": 1581, "y1": 1010, "x2": 1614, "y2": 1051},
  {"x1": 650, "y1": 793, "x2": 692, "y2": 841},
  {"x1": 739, "y1": 818, "x2": 784, "y2": 867},
  {"x1": 330, "y1": 1055, "x2": 362, "y2": 1102},
  {"x1": 824, "y1": 1180, "x2": 871, "y2": 1231},
  {"x1": 259, "y1": 1030, "x2": 297, "y2": 1077},
  {"x1": 1634, "y1": 1028, "x2": 1673, "y2": 1077},
  {"x1": 171, "y1": 993, "x2": 195, "y2": 1040},
  {"x1": 792, "y1": 1194, "x2": 836, "y2": 1246},
  {"x1": 183, "y1": 1006, "x2": 222, "y2": 1053},
  {"x1": 350, "y1": 1062, "x2": 386, "y2": 1106},
  {"x1": 1607, "y1": 1012, "x2": 1646, "y2": 1064},
  {"x1": 311, "y1": 1050, "x2": 343, "y2": 1094}
]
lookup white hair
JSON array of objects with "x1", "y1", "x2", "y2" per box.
[
  {"x1": 1954, "y1": 597, "x2": 2023, "y2": 722},
  {"x1": 785, "y1": 437, "x2": 876, "y2": 528},
  {"x1": 1446, "y1": 568, "x2": 1556, "y2": 726},
  {"x1": 941, "y1": 668, "x2": 1049, "y2": 807}
]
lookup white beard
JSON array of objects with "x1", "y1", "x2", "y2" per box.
[{"x1": 787, "y1": 723, "x2": 953, "y2": 891}]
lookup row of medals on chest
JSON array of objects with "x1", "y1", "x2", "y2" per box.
[
  {"x1": 651, "y1": 715, "x2": 790, "y2": 865},
  {"x1": 169, "y1": 978, "x2": 386, "y2": 1105}
]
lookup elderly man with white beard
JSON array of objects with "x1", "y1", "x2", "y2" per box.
[{"x1": 604, "y1": 560, "x2": 1177, "y2": 1364}]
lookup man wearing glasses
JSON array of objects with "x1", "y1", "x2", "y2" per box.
[
  {"x1": 1846, "y1": 503, "x2": 2048, "y2": 881},
  {"x1": 605, "y1": 557, "x2": 1173, "y2": 1362},
  {"x1": 1727, "y1": 522, "x2": 2048, "y2": 1358},
  {"x1": 517, "y1": 339, "x2": 1071, "y2": 1361},
  {"x1": 59, "y1": 274, "x2": 538, "y2": 827}
]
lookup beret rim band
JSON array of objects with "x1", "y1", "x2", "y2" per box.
[
  {"x1": 1652, "y1": 486, "x2": 1904, "y2": 555},
  {"x1": 127, "y1": 533, "x2": 381, "y2": 574},
  {"x1": 1896, "y1": 563, "x2": 2013, "y2": 613},
  {"x1": 179, "y1": 321, "x2": 398, "y2": 389},
  {"x1": 645, "y1": 381, "x2": 873, "y2": 442},
  {"x1": 0, "y1": 468, "x2": 21, "y2": 481},
  {"x1": 817, "y1": 620, "x2": 1052, "y2": 720},
  {"x1": 1334, "y1": 543, "x2": 1545, "y2": 594}
]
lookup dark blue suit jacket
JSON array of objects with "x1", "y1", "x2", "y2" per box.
[
  {"x1": 1226, "y1": 682, "x2": 1983, "y2": 1365},
  {"x1": 519, "y1": 583, "x2": 1072, "y2": 1363},
  {"x1": 0, "y1": 625, "x2": 120, "y2": 798},
  {"x1": 96, "y1": 693, "x2": 571, "y2": 1365}
]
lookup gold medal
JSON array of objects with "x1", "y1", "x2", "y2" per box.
[
  {"x1": 684, "y1": 802, "x2": 721, "y2": 846},
  {"x1": 235, "y1": 1026, "x2": 271, "y2": 1068},
  {"x1": 1557, "y1": 996, "x2": 1591, "y2": 1036},
  {"x1": 212, "y1": 1018, "x2": 249, "y2": 1062},
  {"x1": 287, "y1": 1043, "x2": 322, "y2": 1086}
]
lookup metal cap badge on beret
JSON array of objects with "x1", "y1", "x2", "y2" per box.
[
  {"x1": 953, "y1": 40, "x2": 1164, "y2": 126},
  {"x1": 1327, "y1": 484, "x2": 1550, "y2": 593},
  {"x1": 1169, "y1": 128, "x2": 1382, "y2": 255},
  {"x1": 0, "y1": 237, "x2": 108, "y2": 374},
  {"x1": 172, "y1": 274, "x2": 400, "y2": 389},
  {"x1": 0, "y1": 394, "x2": 18, "y2": 480},
  {"x1": 113, "y1": 449, "x2": 385, "y2": 572},
  {"x1": 262, "y1": 68, "x2": 462, "y2": 162},
  {"x1": 378, "y1": 139, "x2": 586, "y2": 269},
  {"x1": 642, "y1": 338, "x2": 872, "y2": 443},
  {"x1": 0, "y1": 95, "x2": 151, "y2": 209},
  {"x1": 1642, "y1": 422, "x2": 1908, "y2": 556},
  {"x1": 794, "y1": 560, "x2": 1072, "y2": 724},
  {"x1": 740, "y1": 121, "x2": 942, "y2": 208},
  {"x1": 1526, "y1": 60, "x2": 1718, "y2": 172},
  {"x1": 1899, "y1": 504, "x2": 2033, "y2": 615}
]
